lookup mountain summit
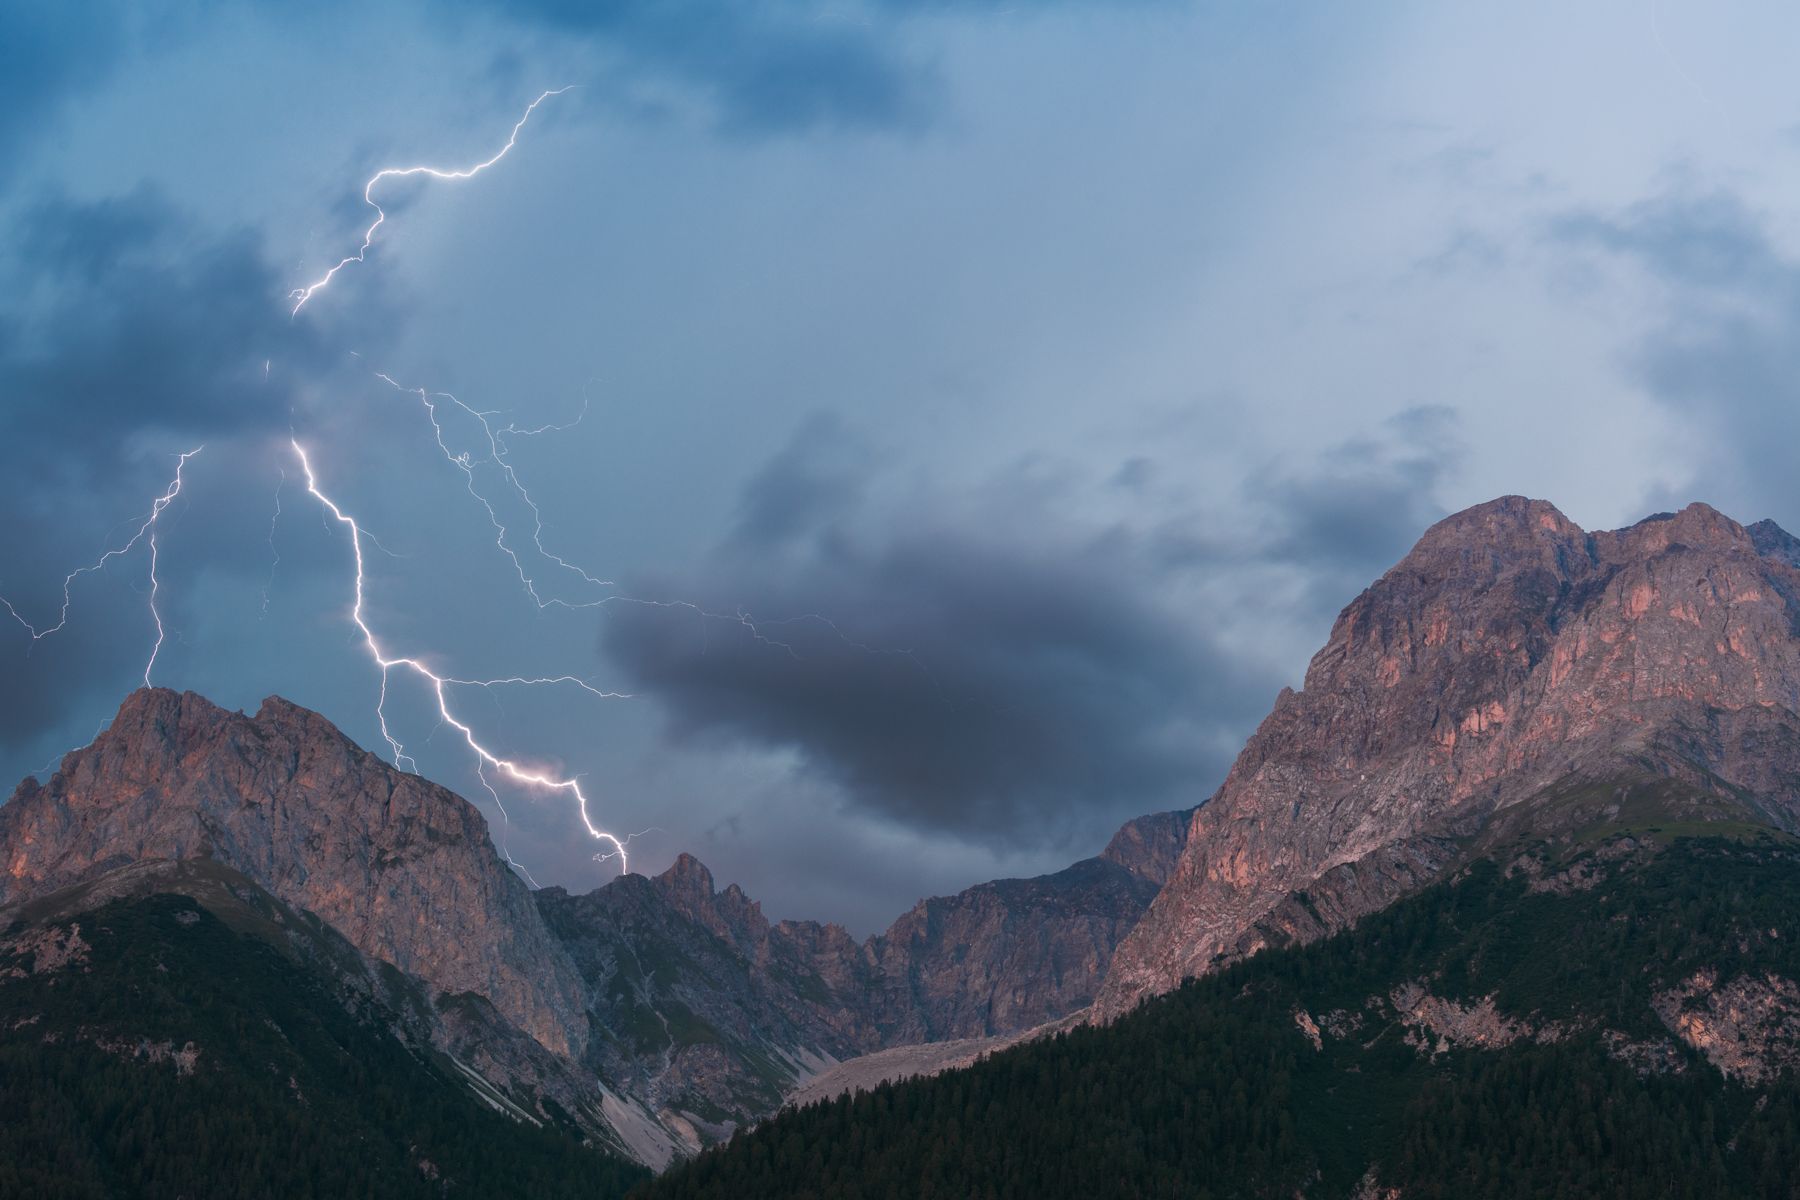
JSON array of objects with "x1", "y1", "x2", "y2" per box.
[
  {"x1": 0, "y1": 687, "x2": 589, "y2": 1056},
  {"x1": 1100, "y1": 497, "x2": 1800, "y2": 1011}
]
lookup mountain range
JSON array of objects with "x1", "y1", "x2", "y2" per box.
[
  {"x1": 0, "y1": 686, "x2": 1182, "y2": 1170},
  {"x1": 10, "y1": 495, "x2": 1800, "y2": 1195}
]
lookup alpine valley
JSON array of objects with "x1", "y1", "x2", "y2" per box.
[{"x1": 13, "y1": 497, "x2": 1800, "y2": 1198}]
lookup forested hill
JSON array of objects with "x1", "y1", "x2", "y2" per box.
[
  {"x1": 638, "y1": 828, "x2": 1800, "y2": 1199},
  {"x1": 0, "y1": 863, "x2": 649, "y2": 1200}
]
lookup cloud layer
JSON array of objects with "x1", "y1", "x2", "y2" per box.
[
  {"x1": 0, "y1": 190, "x2": 360, "y2": 749},
  {"x1": 599, "y1": 409, "x2": 1461, "y2": 851},
  {"x1": 1549, "y1": 186, "x2": 1800, "y2": 527}
]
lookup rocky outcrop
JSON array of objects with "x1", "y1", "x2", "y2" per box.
[
  {"x1": 1653, "y1": 968, "x2": 1800, "y2": 1083},
  {"x1": 538, "y1": 854, "x2": 874, "y2": 1143},
  {"x1": 540, "y1": 848, "x2": 1162, "y2": 1139},
  {"x1": 0, "y1": 688, "x2": 589, "y2": 1058},
  {"x1": 1101, "y1": 499, "x2": 1800, "y2": 1013},
  {"x1": 1389, "y1": 982, "x2": 1558, "y2": 1054},
  {"x1": 863, "y1": 856, "x2": 1159, "y2": 1043},
  {"x1": 1100, "y1": 807, "x2": 1194, "y2": 885}
]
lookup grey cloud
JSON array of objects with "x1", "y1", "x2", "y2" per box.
[
  {"x1": 1547, "y1": 186, "x2": 1800, "y2": 526},
  {"x1": 729, "y1": 414, "x2": 872, "y2": 548},
  {"x1": 600, "y1": 426, "x2": 1274, "y2": 851},
  {"x1": 459, "y1": 0, "x2": 1163, "y2": 135},
  {"x1": 0, "y1": 5, "x2": 127, "y2": 182},
  {"x1": 0, "y1": 190, "x2": 377, "y2": 751},
  {"x1": 1549, "y1": 189, "x2": 1783, "y2": 292},
  {"x1": 599, "y1": 406, "x2": 1463, "y2": 853},
  {"x1": 0, "y1": 4, "x2": 238, "y2": 183},
  {"x1": 1148, "y1": 406, "x2": 1461, "y2": 622},
  {"x1": 1250, "y1": 405, "x2": 1462, "y2": 616},
  {"x1": 3, "y1": 190, "x2": 343, "y2": 468}
]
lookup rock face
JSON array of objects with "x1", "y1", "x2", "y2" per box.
[
  {"x1": 539, "y1": 848, "x2": 1161, "y2": 1145},
  {"x1": 1099, "y1": 806, "x2": 1195, "y2": 885},
  {"x1": 1100, "y1": 498, "x2": 1800, "y2": 1013},
  {"x1": 538, "y1": 854, "x2": 874, "y2": 1151},
  {"x1": 1653, "y1": 968, "x2": 1800, "y2": 1083},
  {"x1": 0, "y1": 688, "x2": 589, "y2": 1057},
  {"x1": 863, "y1": 856, "x2": 1159, "y2": 1044}
]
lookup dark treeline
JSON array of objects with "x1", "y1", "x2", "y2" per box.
[
  {"x1": 0, "y1": 893, "x2": 648, "y2": 1199},
  {"x1": 639, "y1": 837, "x2": 1800, "y2": 1199}
]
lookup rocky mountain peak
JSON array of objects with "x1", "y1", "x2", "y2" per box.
[
  {"x1": 1404, "y1": 493, "x2": 1581, "y2": 556},
  {"x1": 1748, "y1": 517, "x2": 1800, "y2": 568},
  {"x1": 1600, "y1": 500, "x2": 1756, "y2": 559},
  {"x1": 655, "y1": 852, "x2": 716, "y2": 898},
  {"x1": 1099, "y1": 807, "x2": 1194, "y2": 885},
  {"x1": 1, "y1": 687, "x2": 589, "y2": 1057},
  {"x1": 1098, "y1": 497, "x2": 1800, "y2": 1014},
  {"x1": 651, "y1": 850, "x2": 770, "y2": 951}
]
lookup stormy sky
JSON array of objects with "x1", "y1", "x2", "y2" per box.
[{"x1": 3, "y1": 1, "x2": 1798, "y2": 933}]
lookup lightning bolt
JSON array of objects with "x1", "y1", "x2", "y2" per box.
[
  {"x1": 0, "y1": 89, "x2": 924, "y2": 893},
  {"x1": 1, "y1": 447, "x2": 203, "y2": 688},
  {"x1": 290, "y1": 86, "x2": 575, "y2": 314},
  {"x1": 370, "y1": 368, "x2": 935, "y2": 679},
  {"x1": 290, "y1": 438, "x2": 630, "y2": 873},
  {"x1": 287, "y1": 83, "x2": 921, "y2": 667},
  {"x1": 374, "y1": 371, "x2": 617, "y2": 608}
]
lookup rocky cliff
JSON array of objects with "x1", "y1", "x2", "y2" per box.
[
  {"x1": 538, "y1": 845, "x2": 1162, "y2": 1150},
  {"x1": 863, "y1": 856, "x2": 1159, "y2": 1043},
  {"x1": 1099, "y1": 806, "x2": 1194, "y2": 885},
  {"x1": 1099, "y1": 497, "x2": 1800, "y2": 1013},
  {"x1": 0, "y1": 688, "x2": 590, "y2": 1058}
]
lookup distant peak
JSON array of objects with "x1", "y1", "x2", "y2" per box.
[
  {"x1": 1383, "y1": 496, "x2": 1586, "y2": 585},
  {"x1": 1396, "y1": 497, "x2": 1777, "y2": 575},
  {"x1": 115, "y1": 685, "x2": 206, "y2": 716},
  {"x1": 252, "y1": 693, "x2": 348, "y2": 738},
  {"x1": 104, "y1": 687, "x2": 236, "y2": 742},
  {"x1": 1413, "y1": 495, "x2": 1580, "y2": 550},
  {"x1": 255, "y1": 693, "x2": 310, "y2": 718},
  {"x1": 1749, "y1": 518, "x2": 1800, "y2": 569},
  {"x1": 655, "y1": 852, "x2": 716, "y2": 898},
  {"x1": 1608, "y1": 501, "x2": 1752, "y2": 557}
]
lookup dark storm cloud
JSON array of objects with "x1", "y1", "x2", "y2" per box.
[
  {"x1": 600, "y1": 409, "x2": 1462, "y2": 849},
  {"x1": 454, "y1": 0, "x2": 930, "y2": 133},
  {"x1": 601, "y1": 433, "x2": 1272, "y2": 847},
  {"x1": 0, "y1": 190, "x2": 367, "y2": 751},
  {"x1": 3, "y1": 190, "x2": 339, "y2": 466},
  {"x1": 1546, "y1": 187, "x2": 1800, "y2": 525}
]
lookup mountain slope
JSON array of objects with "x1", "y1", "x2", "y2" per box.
[
  {"x1": 1100, "y1": 498, "x2": 1800, "y2": 1013},
  {"x1": 539, "y1": 845, "x2": 1166, "y2": 1148},
  {"x1": 0, "y1": 859, "x2": 648, "y2": 1199},
  {"x1": 0, "y1": 688, "x2": 1178, "y2": 1162},
  {"x1": 640, "y1": 820, "x2": 1800, "y2": 1199},
  {"x1": 0, "y1": 688, "x2": 589, "y2": 1058}
]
